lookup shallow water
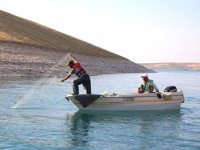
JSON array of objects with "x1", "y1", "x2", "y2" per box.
[{"x1": 0, "y1": 71, "x2": 200, "y2": 149}]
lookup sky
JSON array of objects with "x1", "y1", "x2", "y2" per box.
[{"x1": 0, "y1": 0, "x2": 200, "y2": 63}]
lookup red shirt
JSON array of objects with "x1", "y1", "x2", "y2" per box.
[{"x1": 71, "y1": 63, "x2": 87, "y2": 77}]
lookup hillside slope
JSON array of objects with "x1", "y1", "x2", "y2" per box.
[{"x1": 0, "y1": 10, "x2": 153, "y2": 77}]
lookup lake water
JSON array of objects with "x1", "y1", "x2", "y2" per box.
[{"x1": 0, "y1": 71, "x2": 200, "y2": 150}]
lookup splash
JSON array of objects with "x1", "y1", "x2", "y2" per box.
[{"x1": 12, "y1": 53, "x2": 70, "y2": 109}]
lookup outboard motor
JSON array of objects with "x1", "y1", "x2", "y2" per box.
[{"x1": 164, "y1": 86, "x2": 177, "y2": 92}]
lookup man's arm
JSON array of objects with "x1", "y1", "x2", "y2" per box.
[
  {"x1": 70, "y1": 54, "x2": 78, "y2": 63},
  {"x1": 136, "y1": 83, "x2": 144, "y2": 93},
  {"x1": 61, "y1": 70, "x2": 74, "y2": 82},
  {"x1": 61, "y1": 73, "x2": 71, "y2": 82},
  {"x1": 152, "y1": 82, "x2": 159, "y2": 92}
]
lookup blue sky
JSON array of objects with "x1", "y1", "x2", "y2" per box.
[{"x1": 1, "y1": 0, "x2": 200, "y2": 63}]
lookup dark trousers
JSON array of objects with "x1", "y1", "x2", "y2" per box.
[{"x1": 73, "y1": 74, "x2": 91, "y2": 95}]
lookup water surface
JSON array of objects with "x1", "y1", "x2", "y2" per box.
[{"x1": 0, "y1": 71, "x2": 200, "y2": 149}]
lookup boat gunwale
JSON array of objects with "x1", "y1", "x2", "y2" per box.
[
  {"x1": 66, "y1": 91, "x2": 184, "y2": 99},
  {"x1": 72, "y1": 98, "x2": 183, "y2": 105}
]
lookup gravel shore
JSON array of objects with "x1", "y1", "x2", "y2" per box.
[{"x1": 0, "y1": 42, "x2": 153, "y2": 78}]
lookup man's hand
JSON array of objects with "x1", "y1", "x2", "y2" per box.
[
  {"x1": 61, "y1": 79, "x2": 65, "y2": 82},
  {"x1": 156, "y1": 92, "x2": 162, "y2": 99},
  {"x1": 69, "y1": 54, "x2": 78, "y2": 63},
  {"x1": 61, "y1": 74, "x2": 71, "y2": 82}
]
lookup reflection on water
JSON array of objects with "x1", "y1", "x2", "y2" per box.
[
  {"x1": 68, "y1": 112, "x2": 93, "y2": 148},
  {"x1": 65, "y1": 109, "x2": 182, "y2": 149}
]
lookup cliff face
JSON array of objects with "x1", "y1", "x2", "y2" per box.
[{"x1": 0, "y1": 10, "x2": 154, "y2": 77}]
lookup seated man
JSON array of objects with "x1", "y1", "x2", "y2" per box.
[{"x1": 136, "y1": 74, "x2": 159, "y2": 93}]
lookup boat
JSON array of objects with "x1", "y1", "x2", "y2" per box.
[{"x1": 65, "y1": 91, "x2": 184, "y2": 111}]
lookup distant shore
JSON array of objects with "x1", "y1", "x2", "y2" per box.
[
  {"x1": 0, "y1": 42, "x2": 154, "y2": 78},
  {"x1": 142, "y1": 63, "x2": 200, "y2": 71}
]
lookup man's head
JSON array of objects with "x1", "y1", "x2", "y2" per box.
[
  {"x1": 66, "y1": 60, "x2": 74, "y2": 68},
  {"x1": 141, "y1": 73, "x2": 149, "y2": 82}
]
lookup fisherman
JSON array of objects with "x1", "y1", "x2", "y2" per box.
[
  {"x1": 61, "y1": 54, "x2": 91, "y2": 95},
  {"x1": 136, "y1": 74, "x2": 159, "y2": 94}
]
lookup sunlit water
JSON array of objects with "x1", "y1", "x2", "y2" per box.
[{"x1": 0, "y1": 71, "x2": 200, "y2": 149}]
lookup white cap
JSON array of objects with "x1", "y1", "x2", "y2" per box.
[{"x1": 141, "y1": 73, "x2": 148, "y2": 78}]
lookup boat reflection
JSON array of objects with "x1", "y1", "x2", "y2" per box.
[{"x1": 66, "y1": 109, "x2": 182, "y2": 148}]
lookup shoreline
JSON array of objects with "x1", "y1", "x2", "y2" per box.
[{"x1": 142, "y1": 63, "x2": 200, "y2": 71}]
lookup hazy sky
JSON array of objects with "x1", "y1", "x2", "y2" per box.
[{"x1": 1, "y1": 0, "x2": 200, "y2": 63}]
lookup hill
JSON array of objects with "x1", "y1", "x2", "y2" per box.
[
  {"x1": 142, "y1": 63, "x2": 200, "y2": 71},
  {"x1": 0, "y1": 10, "x2": 153, "y2": 77}
]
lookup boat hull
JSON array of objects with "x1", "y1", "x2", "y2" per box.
[{"x1": 65, "y1": 91, "x2": 184, "y2": 111}]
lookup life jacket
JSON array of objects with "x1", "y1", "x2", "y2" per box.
[
  {"x1": 140, "y1": 80, "x2": 155, "y2": 93},
  {"x1": 72, "y1": 63, "x2": 87, "y2": 78}
]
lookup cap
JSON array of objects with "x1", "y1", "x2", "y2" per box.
[{"x1": 141, "y1": 73, "x2": 148, "y2": 78}]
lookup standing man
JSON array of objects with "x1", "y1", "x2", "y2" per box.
[
  {"x1": 136, "y1": 74, "x2": 159, "y2": 93},
  {"x1": 61, "y1": 54, "x2": 91, "y2": 95}
]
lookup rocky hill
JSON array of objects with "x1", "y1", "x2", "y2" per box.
[{"x1": 0, "y1": 10, "x2": 153, "y2": 77}]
